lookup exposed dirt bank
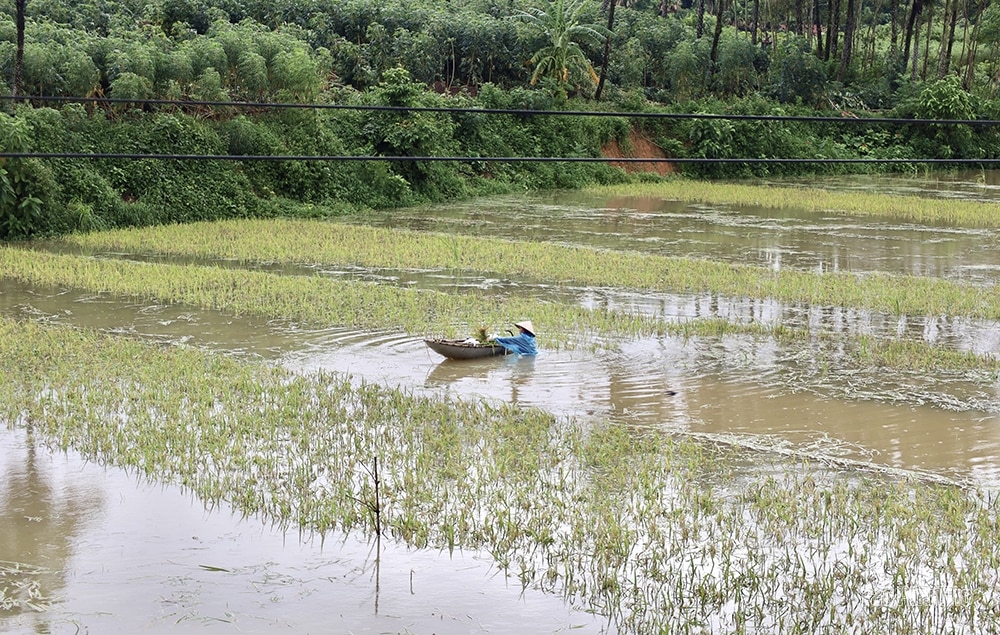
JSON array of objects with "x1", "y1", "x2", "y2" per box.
[{"x1": 602, "y1": 131, "x2": 675, "y2": 176}]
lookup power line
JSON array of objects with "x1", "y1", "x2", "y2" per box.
[
  {"x1": 2, "y1": 94, "x2": 999, "y2": 127},
  {"x1": 0, "y1": 152, "x2": 996, "y2": 164}
]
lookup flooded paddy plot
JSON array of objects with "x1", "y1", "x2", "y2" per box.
[
  {"x1": 5, "y1": 319, "x2": 1000, "y2": 634},
  {"x1": 3, "y1": 279, "x2": 999, "y2": 486},
  {"x1": 356, "y1": 186, "x2": 1000, "y2": 284},
  {"x1": 35, "y1": 237, "x2": 1000, "y2": 355}
]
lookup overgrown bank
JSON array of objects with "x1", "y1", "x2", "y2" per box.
[{"x1": 3, "y1": 72, "x2": 998, "y2": 241}]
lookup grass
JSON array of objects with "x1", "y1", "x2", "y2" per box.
[{"x1": 4, "y1": 316, "x2": 1000, "y2": 633}]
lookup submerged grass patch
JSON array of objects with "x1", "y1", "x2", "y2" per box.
[
  {"x1": 4, "y1": 317, "x2": 1000, "y2": 634},
  {"x1": 589, "y1": 178, "x2": 1000, "y2": 226},
  {"x1": 56, "y1": 219, "x2": 1000, "y2": 321}
]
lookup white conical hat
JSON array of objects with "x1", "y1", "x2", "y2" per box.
[{"x1": 514, "y1": 320, "x2": 535, "y2": 336}]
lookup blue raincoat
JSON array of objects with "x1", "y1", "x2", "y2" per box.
[{"x1": 492, "y1": 332, "x2": 537, "y2": 356}]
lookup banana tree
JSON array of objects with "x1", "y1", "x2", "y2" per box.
[{"x1": 515, "y1": 0, "x2": 610, "y2": 94}]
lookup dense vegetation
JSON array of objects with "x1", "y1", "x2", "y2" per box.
[{"x1": 0, "y1": 0, "x2": 998, "y2": 239}]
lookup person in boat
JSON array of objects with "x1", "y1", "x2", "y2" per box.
[{"x1": 491, "y1": 320, "x2": 537, "y2": 356}]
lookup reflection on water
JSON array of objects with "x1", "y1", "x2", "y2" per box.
[
  {"x1": 0, "y1": 428, "x2": 101, "y2": 628},
  {"x1": 0, "y1": 428, "x2": 612, "y2": 635}
]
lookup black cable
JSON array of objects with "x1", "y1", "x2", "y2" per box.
[
  {"x1": 2, "y1": 94, "x2": 998, "y2": 127},
  {"x1": 0, "y1": 152, "x2": 994, "y2": 164}
]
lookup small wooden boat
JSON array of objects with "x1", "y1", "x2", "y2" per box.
[{"x1": 424, "y1": 338, "x2": 510, "y2": 360}]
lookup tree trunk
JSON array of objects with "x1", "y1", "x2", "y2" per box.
[
  {"x1": 697, "y1": 0, "x2": 706, "y2": 38},
  {"x1": 595, "y1": 0, "x2": 617, "y2": 101},
  {"x1": 890, "y1": 0, "x2": 899, "y2": 53},
  {"x1": 861, "y1": 0, "x2": 885, "y2": 74},
  {"x1": 709, "y1": 0, "x2": 726, "y2": 76},
  {"x1": 752, "y1": 0, "x2": 760, "y2": 44},
  {"x1": 938, "y1": 0, "x2": 957, "y2": 77},
  {"x1": 813, "y1": 0, "x2": 824, "y2": 56},
  {"x1": 921, "y1": 0, "x2": 933, "y2": 80},
  {"x1": 910, "y1": 9, "x2": 920, "y2": 81},
  {"x1": 959, "y1": 2, "x2": 982, "y2": 90},
  {"x1": 837, "y1": 0, "x2": 856, "y2": 81},
  {"x1": 825, "y1": 0, "x2": 841, "y2": 62},
  {"x1": 962, "y1": 1, "x2": 981, "y2": 90},
  {"x1": 14, "y1": 0, "x2": 25, "y2": 100},
  {"x1": 795, "y1": 0, "x2": 804, "y2": 35},
  {"x1": 902, "y1": 0, "x2": 923, "y2": 73}
]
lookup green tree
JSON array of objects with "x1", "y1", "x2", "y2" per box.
[{"x1": 515, "y1": 0, "x2": 609, "y2": 94}]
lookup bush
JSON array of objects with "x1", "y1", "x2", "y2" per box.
[
  {"x1": 898, "y1": 76, "x2": 979, "y2": 160},
  {"x1": 0, "y1": 114, "x2": 58, "y2": 239}
]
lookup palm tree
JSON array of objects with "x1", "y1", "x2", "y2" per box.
[{"x1": 515, "y1": 0, "x2": 610, "y2": 93}]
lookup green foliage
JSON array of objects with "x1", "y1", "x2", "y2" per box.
[
  {"x1": 0, "y1": 0, "x2": 992, "y2": 236},
  {"x1": 714, "y1": 33, "x2": 767, "y2": 98},
  {"x1": 0, "y1": 114, "x2": 51, "y2": 239},
  {"x1": 900, "y1": 77, "x2": 979, "y2": 160},
  {"x1": 361, "y1": 67, "x2": 467, "y2": 200},
  {"x1": 109, "y1": 72, "x2": 155, "y2": 101},
  {"x1": 513, "y1": 0, "x2": 608, "y2": 96},
  {"x1": 768, "y1": 40, "x2": 829, "y2": 108},
  {"x1": 664, "y1": 39, "x2": 710, "y2": 101},
  {"x1": 160, "y1": 0, "x2": 213, "y2": 35},
  {"x1": 19, "y1": 41, "x2": 100, "y2": 96},
  {"x1": 682, "y1": 113, "x2": 734, "y2": 177}
]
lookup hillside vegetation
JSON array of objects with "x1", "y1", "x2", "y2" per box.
[{"x1": 0, "y1": 0, "x2": 998, "y2": 238}]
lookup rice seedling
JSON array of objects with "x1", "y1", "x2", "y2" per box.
[
  {"x1": 51, "y1": 219, "x2": 1000, "y2": 322},
  {"x1": 2, "y1": 246, "x2": 999, "y2": 376},
  {"x1": 588, "y1": 179, "x2": 1000, "y2": 227},
  {"x1": 4, "y1": 316, "x2": 1000, "y2": 633}
]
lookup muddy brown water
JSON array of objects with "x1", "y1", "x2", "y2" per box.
[{"x1": 4, "y1": 171, "x2": 1000, "y2": 633}]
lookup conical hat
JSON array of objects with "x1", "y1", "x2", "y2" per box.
[{"x1": 514, "y1": 320, "x2": 535, "y2": 336}]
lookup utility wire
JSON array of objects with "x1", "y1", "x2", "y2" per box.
[
  {"x1": 2, "y1": 94, "x2": 999, "y2": 126},
  {"x1": 2, "y1": 95, "x2": 996, "y2": 164},
  {"x1": 0, "y1": 152, "x2": 997, "y2": 164}
]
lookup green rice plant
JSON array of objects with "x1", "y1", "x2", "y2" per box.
[
  {"x1": 3, "y1": 246, "x2": 999, "y2": 376},
  {"x1": 53, "y1": 219, "x2": 1000, "y2": 322},
  {"x1": 588, "y1": 179, "x2": 1000, "y2": 227}
]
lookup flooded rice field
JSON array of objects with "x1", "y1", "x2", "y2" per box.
[
  {"x1": 360, "y1": 170, "x2": 1000, "y2": 285},
  {"x1": 4, "y1": 171, "x2": 1000, "y2": 633}
]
